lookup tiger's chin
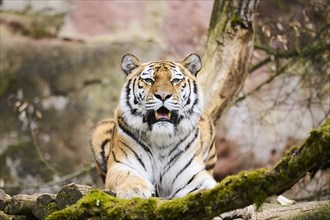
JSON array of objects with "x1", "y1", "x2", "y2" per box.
[{"x1": 151, "y1": 121, "x2": 176, "y2": 135}]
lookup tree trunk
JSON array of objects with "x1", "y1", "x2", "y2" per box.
[
  {"x1": 32, "y1": 193, "x2": 57, "y2": 220},
  {"x1": 0, "y1": 189, "x2": 11, "y2": 211},
  {"x1": 198, "y1": 0, "x2": 257, "y2": 122},
  {"x1": 4, "y1": 193, "x2": 42, "y2": 216},
  {"x1": 46, "y1": 119, "x2": 330, "y2": 220},
  {"x1": 55, "y1": 183, "x2": 93, "y2": 210}
]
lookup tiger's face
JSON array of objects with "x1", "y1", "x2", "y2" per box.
[{"x1": 119, "y1": 54, "x2": 203, "y2": 138}]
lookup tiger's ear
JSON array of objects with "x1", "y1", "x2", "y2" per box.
[
  {"x1": 181, "y1": 53, "x2": 202, "y2": 76},
  {"x1": 121, "y1": 54, "x2": 141, "y2": 75}
]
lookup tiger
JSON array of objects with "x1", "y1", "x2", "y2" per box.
[{"x1": 90, "y1": 53, "x2": 217, "y2": 199}]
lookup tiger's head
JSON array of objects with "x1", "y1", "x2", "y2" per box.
[{"x1": 119, "y1": 54, "x2": 203, "y2": 138}]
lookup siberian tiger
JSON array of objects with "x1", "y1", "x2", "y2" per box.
[{"x1": 90, "y1": 54, "x2": 217, "y2": 199}]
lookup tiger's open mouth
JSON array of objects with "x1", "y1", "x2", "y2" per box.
[
  {"x1": 155, "y1": 107, "x2": 172, "y2": 121},
  {"x1": 144, "y1": 107, "x2": 180, "y2": 129}
]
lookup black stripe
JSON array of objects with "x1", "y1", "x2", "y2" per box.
[
  {"x1": 186, "y1": 80, "x2": 192, "y2": 105},
  {"x1": 186, "y1": 178, "x2": 208, "y2": 195},
  {"x1": 193, "y1": 81, "x2": 198, "y2": 96},
  {"x1": 159, "y1": 129, "x2": 199, "y2": 183},
  {"x1": 168, "y1": 61, "x2": 176, "y2": 67},
  {"x1": 119, "y1": 146, "x2": 128, "y2": 157},
  {"x1": 209, "y1": 138, "x2": 216, "y2": 153},
  {"x1": 209, "y1": 119, "x2": 214, "y2": 137},
  {"x1": 100, "y1": 139, "x2": 110, "y2": 172},
  {"x1": 204, "y1": 138, "x2": 216, "y2": 163},
  {"x1": 172, "y1": 154, "x2": 195, "y2": 185},
  {"x1": 208, "y1": 153, "x2": 216, "y2": 161},
  {"x1": 167, "y1": 131, "x2": 192, "y2": 157},
  {"x1": 111, "y1": 151, "x2": 135, "y2": 170},
  {"x1": 119, "y1": 140, "x2": 147, "y2": 171},
  {"x1": 105, "y1": 128, "x2": 114, "y2": 134},
  {"x1": 171, "y1": 185, "x2": 185, "y2": 198},
  {"x1": 209, "y1": 138, "x2": 215, "y2": 152},
  {"x1": 185, "y1": 80, "x2": 199, "y2": 116},
  {"x1": 112, "y1": 151, "x2": 120, "y2": 163},
  {"x1": 100, "y1": 173, "x2": 106, "y2": 183},
  {"x1": 125, "y1": 79, "x2": 132, "y2": 109},
  {"x1": 132, "y1": 78, "x2": 139, "y2": 105},
  {"x1": 191, "y1": 81, "x2": 199, "y2": 106},
  {"x1": 125, "y1": 79, "x2": 139, "y2": 115},
  {"x1": 186, "y1": 170, "x2": 201, "y2": 185},
  {"x1": 205, "y1": 163, "x2": 215, "y2": 171},
  {"x1": 186, "y1": 186, "x2": 199, "y2": 195},
  {"x1": 118, "y1": 118, "x2": 153, "y2": 157},
  {"x1": 171, "y1": 169, "x2": 203, "y2": 197}
]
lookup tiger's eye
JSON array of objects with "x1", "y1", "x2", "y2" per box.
[
  {"x1": 143, "y1": 78, "x2": 154, "y2": 84},
  {"x1": 172, "y1": 78, "x2": 181, "y2": 84}
]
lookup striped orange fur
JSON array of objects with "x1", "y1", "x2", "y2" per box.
[{"x1": 91, "y1": 54, "x2": 217, "y2": 198}]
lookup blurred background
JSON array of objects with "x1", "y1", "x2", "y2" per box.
[{"x1": 0, "y1": 0, "x2": 329, "y2": 202}]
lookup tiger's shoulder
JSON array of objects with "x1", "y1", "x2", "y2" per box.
[{"x1": 90, "y1": 118, "x2": 117, "y2": 183}]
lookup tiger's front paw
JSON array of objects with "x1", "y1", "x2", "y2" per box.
[{"x1": 116, "y1": 182, "x2": 155, "y2": 199}]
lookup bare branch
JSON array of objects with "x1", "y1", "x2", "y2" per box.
[
  {"x1": 250, "y1": 41, "x2": 330, "y2": 73},
  {"x1": 237, "y1": 42, "x2": 330, "y2": 103}
]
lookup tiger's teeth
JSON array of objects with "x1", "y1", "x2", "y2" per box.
[
  {"x1": 155, "y1": 111, "x2": 159, "y2": 119},
  {"x1": 168, "y1": 112, "x2": 171, "y2": 118}
]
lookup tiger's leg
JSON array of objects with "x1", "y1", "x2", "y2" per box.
[
  {"x1": 205, "y1": 143, "x2": 217, "y2": 175},
  {"x1": 104, "y1": 138, "x2": 155, "y2": 199},
  {"x1": 105, "y1": 165, "x2": 155, "y2": 199},
  {"x1": 170, "y1": 168, "x2": 217, "y2": 198},
  {"x1": 90, "y1": 119, "x2": 116, "y2": 183},
  {"x1": 199, "y1": 115, "x2": 217, "y2": 175}
]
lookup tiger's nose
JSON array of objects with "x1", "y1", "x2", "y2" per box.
[{"x1": 154, "y1": 93, "x2": 172, "y2": 101}]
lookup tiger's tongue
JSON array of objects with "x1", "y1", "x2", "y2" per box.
[
  {"x1": 155, "y1": 110, "x2": 171, "y2": 119},
  {"x1": 158, "y1": 112, "x2": 168, "y2": 119}
]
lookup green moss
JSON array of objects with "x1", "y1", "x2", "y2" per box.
[
  {"x1": 156, "y1": 168, "x2": 270, "y2": 219},
  {"x1": 33, "y1": 201, "x2": 58, "y2": 219},
  {"x1": 274, "y1": 119, "x2": 330, "y2": 175},
  {"x1": 231, "y1": 14, "x2": 243, "y2": 24},
  {"x1": 230, "y1": 13, "x2": 247, "y2": 29},
  {"x1": 47, "y1": 190, "x2": 158, "y2": 220},
  {"x1": 215, "y1": 168, "x2": 270, "y2": 208},
  {"x1": 46, "y1": 202, "x2": 58, "y2": 214}
]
